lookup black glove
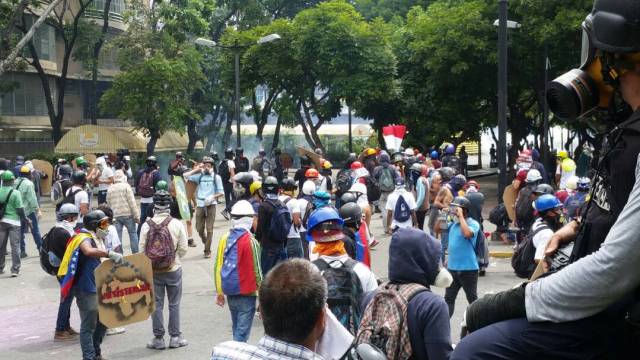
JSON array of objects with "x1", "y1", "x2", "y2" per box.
[{"x1": 466, "y1": 282, "x2": 527, "y2": 333}]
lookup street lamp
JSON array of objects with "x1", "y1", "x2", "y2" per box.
[
  {"x1": 194, "y1": 33, "x2": 281, "y2": 147},
  {"x1": 494, "y1": 0, "x2": 520, "y2": 202}
]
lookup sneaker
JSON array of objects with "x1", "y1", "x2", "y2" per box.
[
  {"x1": 54, "y1": 330, "x2": 76, "y2": 342},
  {"x1": 203, "y1": 252, "x2": 211, "y2": 259},
  {"x1": 221, "y1": 209, "x2": 230, "y2": 221},
  {"x1": 106, "y1": 327, "x2": 126, "y2": 336},
  {"x1": 11, "y1": 272, "x2": 19, "y2": 277},
  {"x1": 20, "y1": 252, "x2": 27, "y2": 259},
  {"x1": 67, "y1": 327, "x2": 79, "y2": 336},
  {"x1": 169, "y1": 336, "x2": 188, "y2": 348},
  {"x1": 146, "y1": 337, "x2": 166, "y2": 350},
  {"x1": 187, "y1": 239, "x2": 196, "y2": 248},
  {"x1": 369, "y1": 239, "x2": 380, "y2": 249}
]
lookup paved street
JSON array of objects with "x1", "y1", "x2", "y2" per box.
[{"x1": 0, "y1": 176, "x2": 522, "y2": 359}]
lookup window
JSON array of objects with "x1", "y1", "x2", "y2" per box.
[
  {"x1": 0, "y1": 73, "x2": 56, "y2": 116},
  {"x1": 23, "y1": 16, "x2": 56, "y2": 61},
  {"x1": 94, "y1": 0, "x2": 125, "y2": 16}
]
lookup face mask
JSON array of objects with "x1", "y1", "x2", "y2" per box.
[
  {"x1": 62, "y1": 220, "x2": 77, "y2": 230},
  {"x1": 546, "y1": 20, "x2": 637, "y2": 121},
  {"x1": 233, "y1": 216, "x2": 254, "y2": 230},
  {"x1": 96, "y1": 227, "x2": 109, "y2": 240}
]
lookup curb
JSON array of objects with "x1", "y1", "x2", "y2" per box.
[{"x1": 489, "y1": 251, "x2": 513, "y2": 258}]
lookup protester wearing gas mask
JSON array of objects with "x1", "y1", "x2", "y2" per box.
[
  {"x1": 184, "y1": 156, "x2": 224, "y2": 258},
  {"x1": 452, "y1": 2, "x2": 640, "y2": 358}
]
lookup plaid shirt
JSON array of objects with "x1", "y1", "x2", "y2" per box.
[{"x1": 211, "y1": 336, "x2": 325, "y2": 360}]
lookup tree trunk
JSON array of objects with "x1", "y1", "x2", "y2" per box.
[
  {"x1": 186, "y1": 118, "x2": 199, "y2": 154},
  {"x1": 89, "y1": 0, "x2": 112, "y2": 125},
  {"x1": 301, "y1": 102, "x2": 325, "y2": 153},
  {"x1": 272, "y1": 114, "x2": 282, "y2": 151},
  {"x1": 222, "y1": 111, "x2": 233, "y2": 150},
  {"x1": 147, "y1": 132, "x2": 159, "y2": 156}
]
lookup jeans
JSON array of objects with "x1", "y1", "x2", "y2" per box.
[
  {"x1": 56, "y1": 279, "x2": 75, "y2": 331},
  {"x1": 440, "y1": 230, "x2": 449, "y2": 264},
  {"x1": 20, "y1": 212, "x2": 42, "y2": 253},
  {"x1": 114, "y1": 216, "x2": 139, "y2": 254},
  {"x1": 444, "y1": 270, "x2": 478, "y2": 317},
  {"x1": 97, "y1": 190, "x2": 107, "y2": 205},
  {"x1": 195, "y1": 205, "x2": 216, "y2": 254},
  {"x1": 138, "y1": 202, "x2": 153, "y2": 236},
  {"x1": 76, "y1": 290, "x2": 107, "y2": 360},
  {"x1": 223, "y1": 183, "x2": 234, "y2": 212},
  {"x1": 416, "y1": 209, "x2": 427, "y2": 231},
  {"x1": 227, "y1": 295, "x2": 257, "y2": 342},
  {"x1": 299, "y1": 231, "x2": 309, "y2": 259},
  {"x1": 379, "y1": 191, "x2": 391, "y2": 230},
  {"x1": 0, "y1": 222, "x2": 21, "y2": 273},
  {"x1": 260, "y1": 246, "x2": 287, "y2": 276},
  {"x1": 286, "y1": 236, "x2": 304, "y2": 259},
  {"x1": 152, "y1": 268, "x2": 183, "y2": 337}
]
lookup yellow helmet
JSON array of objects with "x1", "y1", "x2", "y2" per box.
[
  {"x1": 561, "y1": 158, "x2": 576, "y2": 172},
  {"x1": 249, "y1": 181, "x2": 262, "y2": 195},
  {"x1": 557, "y1": 150, "x2": 568, "y2": 160},
  {"x1": 365, "y1": 148, "x2": 376, "y2": 156},
  {"x1": 19, "y1": 166, "x2": 30, "y2": 175},
  {"x1": 322, "y1": 160, "x2": 332, "y2": 170}
]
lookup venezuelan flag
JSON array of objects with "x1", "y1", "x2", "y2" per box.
[
  {"x1": 214, "y1": 228, "x2": 262, "y2": 296},
  {"x1": 356, "y1": 222, "x2": 371, "y2": 268},
  {"x1": 57, "y1": 232, "x2": 91, "y2": 299}
]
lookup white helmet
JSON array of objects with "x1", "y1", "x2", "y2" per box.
[
  {"x1": 525, "y1": 169, "x2": 542, "y2": 183},
  {"x1": 302, "y1": 180, "x2": 316, "y2": 196},
  {"x1": 565, "y1": 175, "x2": 579, "y2": 191},
  {"x1": 230, "y1": 200, "x2": 255, "y2": 217},
  {"x1": 404, "y1": 147, "x2": 414, "y2": 156},
  {"x1": 349, "y1": 182, "x2": 367, "y2": 195}
]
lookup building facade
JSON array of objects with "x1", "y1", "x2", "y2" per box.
[{"x1": 0, "y1": 0, "x2": 126, "y2": 157}]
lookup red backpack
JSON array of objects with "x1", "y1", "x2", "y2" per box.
[
  {"x1": 138, "y1": 170, "x2": 156, "y2": 198},
  {"x1": 144, "y1": 217, "x2": 175, "y2": 270}
]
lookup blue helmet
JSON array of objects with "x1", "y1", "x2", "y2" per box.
[
  {"x1": 430, "y1": 150, "x2": 439, "y2": 159},
  {"x1": 445, "y1": 144, "x2": 455, "y2": 154},
  {"x1": 577, "y1": 177, "x2": 591, "y2": 191},
  {"x1": 534, "y1": 194, "x2": 563, "y2": 212},
  {"x1": 306, "y1": 207, "x2": 343, "y2": 242}
]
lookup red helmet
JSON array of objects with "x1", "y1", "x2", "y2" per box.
[
  {"x1": 350, "y1": 161, "x2": 363, "y2": 170},
  {"x1": 305, "y1": 168, "x2": 319, "y2": 179},
  {"x1": 467, "y1": 180, "x2": 480, "y2": 190}
]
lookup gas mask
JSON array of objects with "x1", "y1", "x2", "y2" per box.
[
  {"x1": 546, "y1": 18, "x2": 636, "y2": 122},
  {"x1": 96, "y1": 227, "x2": 109, "y2": 240}
]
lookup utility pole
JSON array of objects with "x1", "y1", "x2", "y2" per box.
[
  {"x1": 542, "y1": 43, "x2": 550, "y2": 171},
  {"x1": 497, "y1": 0, "x2": 508, "y2": 201},
  {"x1": 348, "y1": 105, "x2": 353, "y2": 153},
  {"x1": 234, "y1": 41, "x2": 241, "y2": 148}
]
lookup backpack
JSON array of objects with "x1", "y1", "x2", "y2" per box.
[
  {"x1": 235, "y1": 157, "x2": 249, "y2": 173},
  {"x1": 336, "y1": 169, "x2": 353, "y2": 195},
  {"x1": 515, "y1": 187, "x2": 535, "y2": 230},
  {"x1": 511, "y1": 224, "x2": 549, "y2": 278},
  {"x1": 218, "y1": 160, "x2": 230, "y2": 182},
  {"x1": 301, "y1": 200, "x2": 315, "y2": 229},
  {"x1": 266, "y1": 199, "x2": 292, "y2": 245},
  {"x1": 52, "y1": 179, "x2": 72, "y2": 205},
  {"x1": 137, "y1": 170, "x2": 157, "y2": 198},
  {"x1": 393, "y1": 194, "x2": 411, "y2": 223},
  {"x1": 356, "y1": 282, "x2": 428, "y2": 359},
  {"x1": 313, "y1": 258, "x2": 363, "y2": 334},
  {"x1": 39, "y1": 227, "x2": 70, "y2": 276},
  {"x1": 489, "y1": 203, "x2": 510, "y2": 226},
  {"x1": 0, "y1": 189, "x2": 15, "y2": 219},
  {"x1": 475, "y1": 229, "x2": 489, "y2": 268},
  {"x1": 379, "y1": 167, "x2": 395, "y2": 193},
  {"x1": 144, "y1": 216, "x2": 176, "y2": 270},
  {"x1": 57, "y1": 188, "x2": 82, "y2": 212},
  {"x1": 365, "y1": 177, "x2": 381, "y2": 202}
]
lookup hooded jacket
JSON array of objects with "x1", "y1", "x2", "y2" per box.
[{"x1": 375, "y1": 228, "x2": 453, "y2": 359}]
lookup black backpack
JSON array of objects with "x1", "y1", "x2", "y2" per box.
[
  {"x1": 515, "y1": 187, "x2": 535, "y2": 230},
  {"x1": 265, "y1": 199, "x2": 292, "y2": 245},
  {"x1": 393, "y1": 194, "x2": 411, "y2": 223},
  {"x1": 336, "y1": 169, "x2": 353, "y2": 195},
  {"x1": 511, "y1": 224, "x2": 549, "y2": 278},
  {"x1": 489, "y1": 203, "x2": 510, "y2": 226},
  {"x1": 365, "y1": 177, "x2": 381, "y2": 202},
  {"x1": 218, "y1": 160, "x2": 230, "y2": 182},
  {"x1": 57, "y1": 188, "x2": 82, "y2": 212},
  {"x1": 235, "y1": 157, "x2": 249, "y2": 173},
  {"x1": 313, "y1": 258, "x2": 363, "y2": 334},
  {"x1": 39, "y1": 227, "x2": 72, "y2": 276},
  {"x1": 0, "y1": 189, "x2": 14, "y2": 219}
]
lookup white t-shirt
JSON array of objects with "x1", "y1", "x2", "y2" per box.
[
  {"x1": 386, "y1": 189, "x2": 417, "y2": 229},
  {"x1": 68, "y1": 185, "x2": 89, "y2": 223},
  {"x1": 317, "y1": 254, "x2": 378, "y2": 293},
  {"x1": 226, "y1": 160, "x2": 236, "y2": 183},
  {"x1": 98, "y1": 167, "x2": 114, "y2": 191},
  {"x1": 556, "y1": 164, "x2": 576, "y2": 190},
  {"x1": 532, "y1": 218, "x2": 554, "y2": 261},
  {"x1": 279, "y1": 195, "x2": 301, "y2": 238},
  {"x1": 298, "y1": 197, "x2": 309, "y2": 233},
  {"x1": 105, "y1": 224, "x2": 121, "y2": 252}
]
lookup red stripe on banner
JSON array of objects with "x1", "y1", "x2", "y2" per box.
[
  {"x1": 393, "y1": 125, "x2": 406, "y2": 139},
  {"x1": 236, "y1": 232, "x2": 258, "y2": 294},
  {"x1": 382, "y1": 126, "x2": 395, "y2": 136}
]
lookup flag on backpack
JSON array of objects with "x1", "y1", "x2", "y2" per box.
[
  {"x1": 355, "y1": 222, "x2": 371, "y2": 268},
  {"x1": 214, "y1": 228, "x2": 262, "y2": 296},
  {"x1": 57, "y1": 232, "x2": 92, "y2": 299}
]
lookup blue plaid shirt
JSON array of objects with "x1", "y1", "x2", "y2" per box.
[{"x1": 211, "y1": 336, "x2": 325, "y2": 360}]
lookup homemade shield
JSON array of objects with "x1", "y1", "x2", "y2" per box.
[
  {"x1": 30, "y1": 159, "x2": 53, "y2": 196},
  {"x1": 95, "y1": 253, "x2": 155, "y2": 328},
  {"x1": 173, "y1": 175, "x2": 192, "y2": 221}
]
